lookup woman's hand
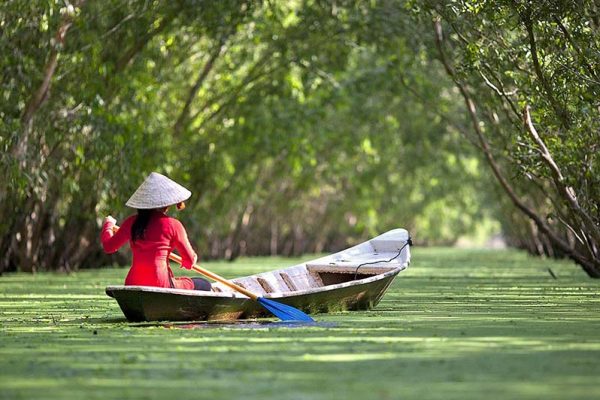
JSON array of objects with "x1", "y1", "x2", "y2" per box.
[{"x1": 104, "y1": 215, "x2": 117, "y2": 227}]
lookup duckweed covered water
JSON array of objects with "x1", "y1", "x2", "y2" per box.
[{"x1": 1, "y1": 248, "x2": 600, "y2": 399}]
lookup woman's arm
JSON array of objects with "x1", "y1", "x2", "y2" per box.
[
  {"x1": 170, "y1": 219, "x2": 198, "y2": 269},
  {"x1": 101, "y1": 215, "x2": 133, "y2": 253}
]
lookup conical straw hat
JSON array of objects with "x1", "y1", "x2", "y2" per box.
[{"x1": 126, "y1": 172, "x2": 192, "y2": 209}]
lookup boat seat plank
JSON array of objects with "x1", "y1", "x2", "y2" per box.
[
  {"x1": 277, "y1": 268, "x2": 315, "y2": 291},
  {"x1": 256, "y1": 277, "x2": 276, "y2": 293},
  {"x1": 306, "y1": 263, "x2": 399, "y2": 275},
  {"x1": 279, "y1": 272, "x2": 298, "y2": 291},
  {"x1": 307, "y1": 270, "x2": 325, "y2": 287},
  {"x1": 232, "y1": 278, "x2": 267, "y2": 296}
]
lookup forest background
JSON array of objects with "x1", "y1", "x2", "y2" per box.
[{"x1": 1, "y1": 0, "x2": 598, "y2": 276}]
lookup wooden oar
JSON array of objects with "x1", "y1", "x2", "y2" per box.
[
  {"x1": 169, "y1": 253, "x2": 314, "y2": 321},
  {"x1": 110, "y1": 224, "x2": 314, "y2": 322}
]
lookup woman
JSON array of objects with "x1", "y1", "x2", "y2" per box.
[{"x1": 100, "y1": 172, "x2": 211, "y2": 291}]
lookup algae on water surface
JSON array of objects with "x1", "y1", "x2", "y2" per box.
[{"x1": 1, "y1": 248, "x2": 600, "y2": 400}]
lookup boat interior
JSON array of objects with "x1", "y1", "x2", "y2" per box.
[
  {"x1": 210, "y1": 231, "x2": 410, "y2": 296},
  {"x1": 210, "y1": 264, "x2": 400, "y2": 295}
]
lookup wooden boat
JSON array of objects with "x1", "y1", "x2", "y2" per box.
[{"x1": 106, "y1": 228, "x2": 411, "y2": 321}]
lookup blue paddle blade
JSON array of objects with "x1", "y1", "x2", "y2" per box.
[{"x1": 257, "y1": 297, "x2": 314, "y2": 322}]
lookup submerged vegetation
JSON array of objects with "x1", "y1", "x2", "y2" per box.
[{"x1": 1, "y1": 248, "x2": 599, "y2": 399}]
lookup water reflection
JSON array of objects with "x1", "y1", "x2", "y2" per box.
[{"x1": 160, "y1": 320, "x2": 336, "y2": 330}]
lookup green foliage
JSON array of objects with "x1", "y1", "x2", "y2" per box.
[
  {"x1": 412, "y1": 0, "x2": 599, "y2": 274},
  {"x1": 1, "y1": 0, "x2": 500, "y2": 271}
]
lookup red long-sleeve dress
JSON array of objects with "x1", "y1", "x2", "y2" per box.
[{"x1": 101, "y1": 211, "x2": 197, "y2": 290}]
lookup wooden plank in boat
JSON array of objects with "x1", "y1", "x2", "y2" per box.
[{"x1": 305, "y1": 263, "x2": 399, "y2": 275}]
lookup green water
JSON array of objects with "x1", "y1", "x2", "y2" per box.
[{"x1": 1, "y1": 248, "x2": 599, "y2": 400}]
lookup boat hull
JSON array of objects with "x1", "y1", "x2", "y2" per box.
[{"x1": 105, "y1": 267, "x2": 401, "y2": 322}]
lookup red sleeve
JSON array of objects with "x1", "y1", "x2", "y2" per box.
[
  {"x1": 170, "y1": 219, "x2": 197, "y2": 270},
  {"x1": 100, "y1": 216, "x2": 134, "y2": 254}
]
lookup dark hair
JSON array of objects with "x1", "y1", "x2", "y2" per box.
[{"x1": 131, "y1": 209, "x2": 153, "y2": 242}]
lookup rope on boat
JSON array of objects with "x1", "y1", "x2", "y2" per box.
[{"x1": 353, "y1": 237, "x2": 413, "y2": 281}]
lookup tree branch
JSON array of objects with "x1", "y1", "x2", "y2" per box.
[
  {"x1": 173, "y1": 37, "x2": 228, "y2": 136},
  {"x1": 433, "y1": 17, "x2": 599, "y2": 275},
  {"x1": 553, "y1": 15, "x2": 599, "y2": 80},
  {"x1": 522, "y1": 105, "x2": 600, "y2": 247},
  {"x1": 520, "y1": 7, "x2": 570, "y2": 128},
  {"x1": 189, "y1": 53, "x2": 277, "y2": 129},
  {"x1": 115, "y1": 13, "x2": 175, "y2": 72},
  {"x1": 16, "y1": 1, "x2": 86, "y2": 159}
]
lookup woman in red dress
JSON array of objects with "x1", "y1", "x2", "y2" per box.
[{"x1": 100, "y1": 172, "x2": 210, "y2": 291}]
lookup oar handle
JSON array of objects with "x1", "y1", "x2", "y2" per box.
[
  {"x1": 168, "y1": 252, "x2": 258, "y2": 300},
  {"x1": 110, "y1": 223, "x2": 258, "y2": 300}
]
